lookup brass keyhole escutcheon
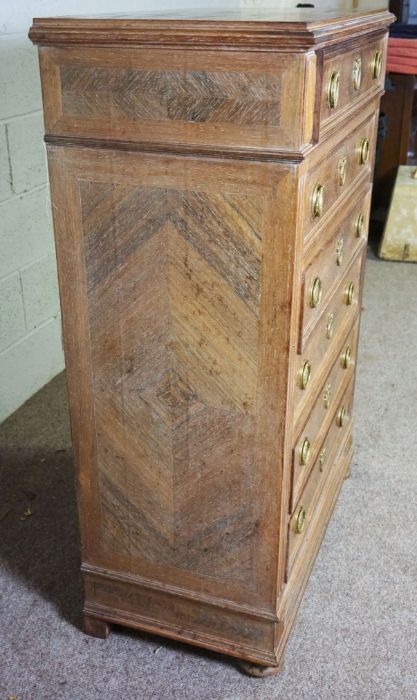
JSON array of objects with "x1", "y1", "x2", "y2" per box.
[
  {"x1": 323, "y1": 383, "x2": 332, "y2": 409},
  {"x1": 299, "y1": 437, "x2": 311, "y2": 466},
  {"x1": 326, "y1": 312, "x2": 335, "y2": 339},
  {"x1": 299, "y1": 360, "x2": 312, "y2": 390},
  {"x1": 336, "y1": 405, "x2": 348, "y2": 428},
  {"x1": 295, "y1": 506, "x2": 307, "y2": 534},
  {"x1": 359, "y1": 137, "x2": 370, "y2": 165},
  {"x1": 310, "y1": 277, "x2": 323, "y2": 308},
  {"x1": 346, "y1": 282, "x2": 355, "y2": 306},
  {"x1": 327, "y1": 70, "x2": 340, "y2": 109},
  {"x1": 356, "y1": 212, "x2": 365, "y2": 238},
  {"x1": 372, "y1": 49, "x2": 383, "y2": 80},
  {"x1": 338, "y1": 156, "x2": 348, "y2": 186},
  {"x1": 352, "y1": 56, "x2": 362, "y2": 90},
  {"x1": 336, "y1": 238, "x2": 344, "y2": 266},
  {"x1": 342, "y1": 346, "x2": 352, "y2": 369},
  {"x1": 311, "y1": 184, "x2": 324, "y2": 219},
  {"x1": 319, "y1": 448, "x2": 327, "y2": 472}
]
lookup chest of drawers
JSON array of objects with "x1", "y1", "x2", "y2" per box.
[{"x1": 30, "y1": 5, "x2": 393, "y2": 676}]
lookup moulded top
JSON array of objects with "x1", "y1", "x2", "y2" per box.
[{"x1": 29, "y1": 3, "x2": 394, "y2": 50}]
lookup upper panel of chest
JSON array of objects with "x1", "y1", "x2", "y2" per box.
[{"x1": 38, "y1": 32, "x2": 386, "y2": 157}]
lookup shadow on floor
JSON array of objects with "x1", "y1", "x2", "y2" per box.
[
  {"x1": 0, "y1": 372, "x2": 235, "y2": 672},
  {"x1": 0, "y1": 373, "x2": 83, "y2": 627}
]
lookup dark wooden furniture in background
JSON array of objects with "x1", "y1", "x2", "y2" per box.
[
  {"x1": 389, "y1": 0, "x2": 417, "y2": 24},
  {"x1": 29, "y1": 6, "x2": 393, "y2": 676},
  {"x1": 373, "y1": 73, "x2": 417, "y2": 208}
]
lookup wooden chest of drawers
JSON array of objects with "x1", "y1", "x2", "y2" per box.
[{"x1": 30, "y1": 5, "x2": 393, "y2": 676}]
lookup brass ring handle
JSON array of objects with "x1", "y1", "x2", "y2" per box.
[
  {"x1": 295, "y1": 506, "x2": 307, "y2": 534},
  {"x1": 311, "y1": 184, "x2": 325, "y2": 219},
  {"x1": 323, "y1": 383, "x2": 332, "y2": 409},
  {"x1": 359, "y1": 138, "x2": 370, "y2": 165},
  {"x1": 299, "y1": 360, "x2": 312, "y2": 390},
  {"x1": 342, "y1": 346, "x2": 352, "y2": 369},
  {"x1": 352, "y1": 57, "x2": 362, "y2": 90},
  {"x1": 336, "y1": 405, "x2": 348, "y2": 428},
  {"x1": 326, "y1": 312, "x2": 335, "y2": 339},
  {"x1": 327, "y1": 70, "x2": 340, "y2": 109},
  {"x1": 336, "y1": 238, "x2": 344, "y2": 266},
  {"x1": 319, "y1": 447, "x2": 327, "y2": 472},
  {"x1": 299, "y1": 437, "x2": 311, "y2": 466},
  {"x1": 355, "y1": 212, "x2": 365, "y2": 238},
  {"x1": 346, "y1": 282, "x2": 355, "y2": 306},
  {"x1": 310, "y1": 277, "x2": 323, "y2": 308},
  {"x1": 338, "y1": 156, "x2": 348, "y2": 186},
  {"x1": 372, "y1": 49, "x2": 383, "y2": 80}
]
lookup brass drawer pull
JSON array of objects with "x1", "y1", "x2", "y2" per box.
[
  {"x1": 295, "y1": 506, "x2": 307, "y2": 534},
  {"x1": 359, "y1": 137, "x2": 370, "y2": 165},
  {"x1": 310, "y1": 277, "x2": 323, "y2": 308},
  {"x1": 352, "y1": 56, "x2": 362, "y2": 90},
  {"x1": 327, "y1": 70, "x2": 340, "y2": 109},
  {"x1": 323, "y1": 383, "x2": 332, "y2": 409},
  {"x1": 299, "y1": 437, "x2": 311, "y2": 466},
  {"x1": 338, "y1": 156, "x2": 348, "y2": 186},
  {"x1": 326, "y1": 312, "x2": 334, "y2": 339},
  {"x1": 319, "y1": 447, "x2": 327, "y2": 472},
  {"x1": 311, "y1": 184, "x2": 324, "y2": 219},
  {"x1": 336, "y1": 238, "x2": 344, "y2": 266},
  {"x1": 355, "y1": 212, "x2": 365, "y2": 238},
  {"x1": 372, "y1": 49, "x2": 383, "y2": 80},
  {"x1": 346, "y1": 282, "x2": 355, "y2": 306},
  {"x1": 336, "y1": 405, "x2": 348, "y2": 427},
  {"x1": 299, "y1": 360, "x2": 312, "y2": 390},
  {"x1": 342, "y1": 346, "x2": 352, "y2": 369}
]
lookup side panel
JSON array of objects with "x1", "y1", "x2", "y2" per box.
[
  {"x1": 39, "y1": 46, "x2": 309, "y2": 153},
  {"x1": 47, "y1": 147, "x2": 298, "y2": 637}
]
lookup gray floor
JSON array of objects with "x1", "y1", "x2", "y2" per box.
[{"x1": 1, "y1": 255, "x2": 417, "y2": 700}]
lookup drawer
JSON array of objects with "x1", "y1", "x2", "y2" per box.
[
  {"x1": 300, "y1": 187, "x2": 371, "y2": 349},
  {"x1": 288, "y1": 378, "x2": 354, "y2": 575},
  {"x1": 303, "y1": 112, "x2": 377, "y2": 243},
  {"x1": 291, "y1": 319, "x2": 359, "y2": 511},
  {"x1": 294, "y1": 247, "x2": 364, "y2": 423},
  {"x1": 320, "y1": 35, "x2": 387, "y2": 133}
]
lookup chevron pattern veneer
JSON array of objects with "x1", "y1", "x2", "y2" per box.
[
  {"x1": 31, "y1": 6, "x2": 393, "y2": 676},
  {"x1": 61, "y1": 65, "x2": 282, "y2": 126},
  {"x1": 81, "y1": 181, "x2": 262, "y2": 585}
]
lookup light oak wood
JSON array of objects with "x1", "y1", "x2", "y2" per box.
[
  {"x1": 300, "y1": 186, "x2": 372, "y2": 345},
  {"x1": 30, "y1": 6, "x2": 393, "y2": 675},
  {"x1": 320, "y1": 34, "x2": 388, "y2": 134},
  {"x1": 288, "y1": 378, "x2": 355, "y2": 575},
  {"x1": 291, "y1": 320, "x2": 359, "y2": 511},
  {"x1": 302, "y1": 108, "x2": 378, "y2": 242},
  {"x1": 293, "y1": 247, "x2": 365, "y2": 427}
]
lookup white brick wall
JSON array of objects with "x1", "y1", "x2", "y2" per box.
[
  {"x1": 0, "y1": 33, "x2": 64, "y2": 422},
  {"x1": 0, "y1": 0, "x2": 236, "y2": 422}
]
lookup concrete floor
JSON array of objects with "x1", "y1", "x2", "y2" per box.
[{"x1": 1, "y1": 255, "x2": 417, "y2": 700}]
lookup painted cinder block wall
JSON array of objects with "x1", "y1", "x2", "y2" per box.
[
  {"x1": 0, "y1": 0, "x2": 238, "y2": 423},
  {"x1": 0, "y1": 29, "x2": 63, "y2": 422}
]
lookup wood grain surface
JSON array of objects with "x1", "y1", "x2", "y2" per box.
[
  {"x1": 32, "y1": 8, "x2": 393, "y2": 671},
  {"x1": 38, "y1": 47, "x2": 307, "y2": 154},
  {"x1": 47, "y1": 146, "x2": 299, "y2": 625}
]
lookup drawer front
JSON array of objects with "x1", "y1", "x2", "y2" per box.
[
  {"x1": 300, "y1": 187, "x2": 371, "y2": 349},
  {"x1": 303, "y1": 113, "x2": 377, "y2": 243},
  {"x1": 294, "y1": 247, "x2": 364, "y2": 422},
  {"x1": 320, "y1": 35, "x2": 387, "y2": 132},
  {"x1": 288, "y1": 378, "x2": 354, "y2": 575},
  {"x1": 291, "y1": 319, "x2": 359, "y2": 511}
]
